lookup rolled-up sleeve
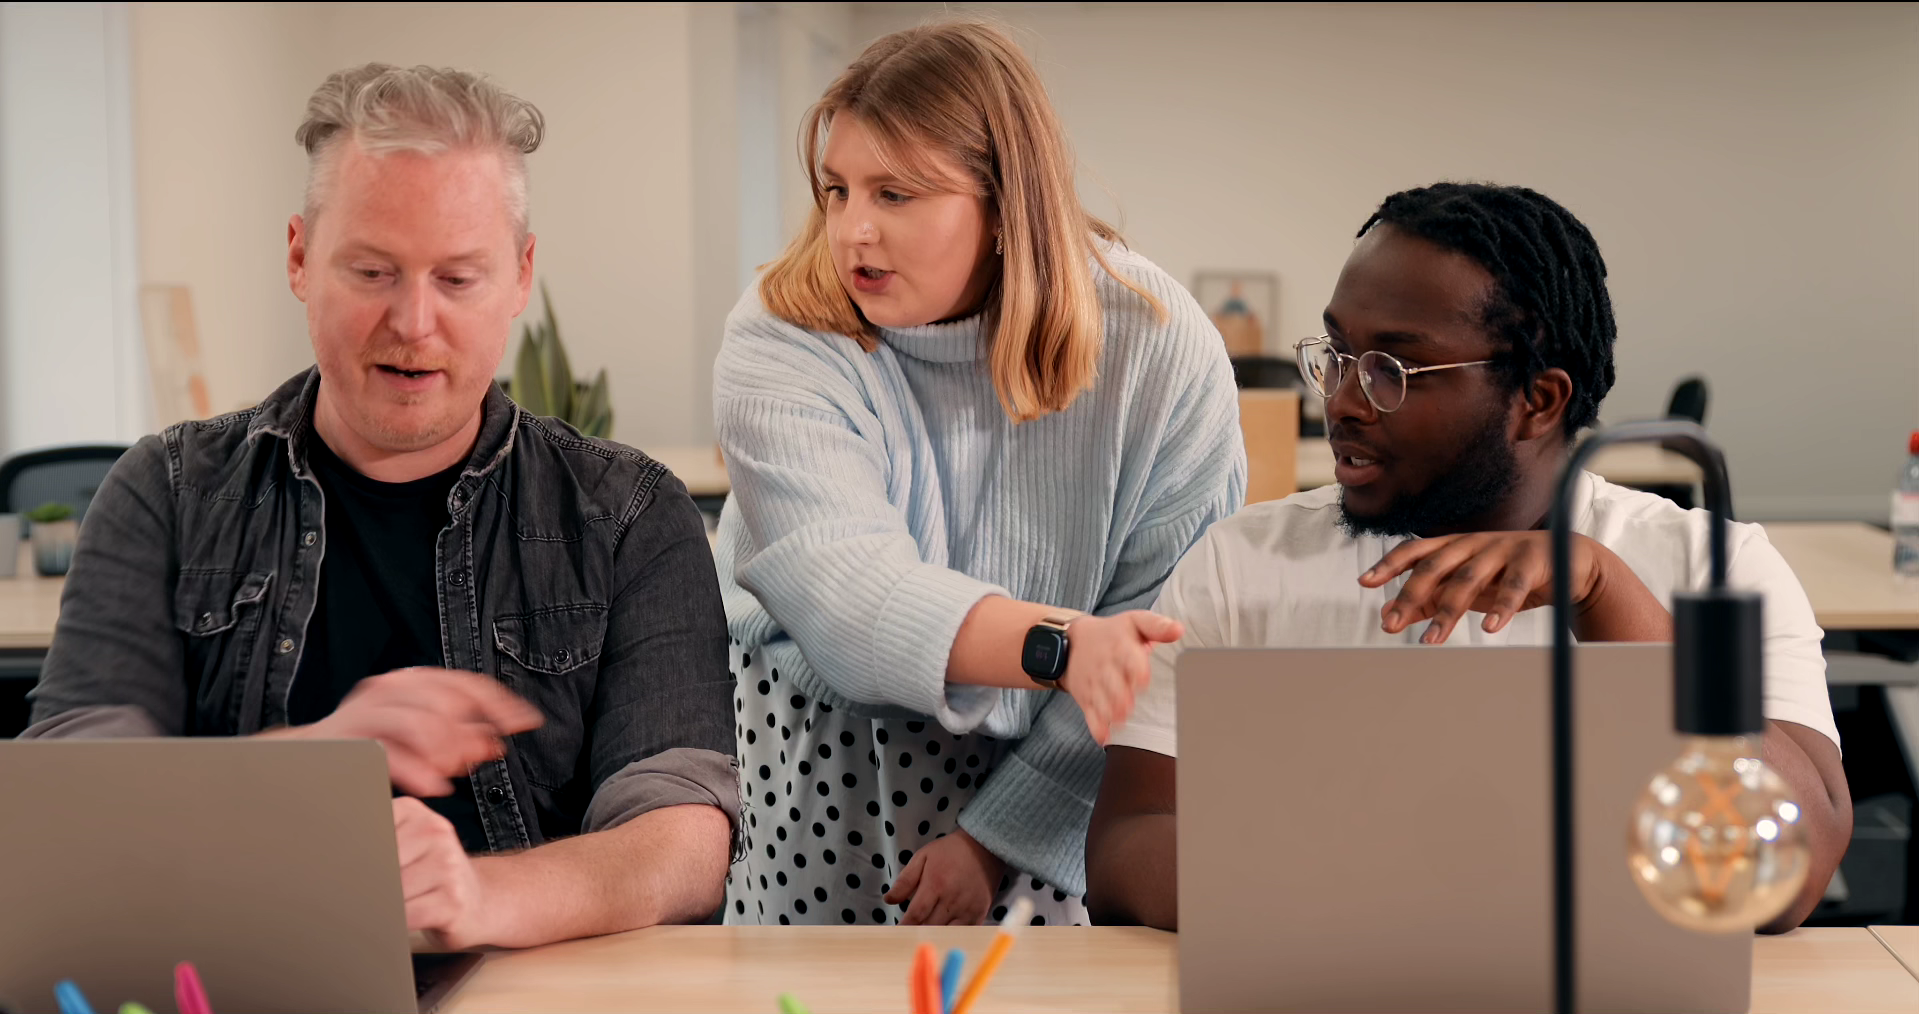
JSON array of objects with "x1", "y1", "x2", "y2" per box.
[{"x1": 585, "y1": 469, "x2": 742, "y2": 851}]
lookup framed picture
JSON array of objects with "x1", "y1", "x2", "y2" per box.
[{"x1": 1193, "y1": 270, "x2": 1280, "y2": 359}]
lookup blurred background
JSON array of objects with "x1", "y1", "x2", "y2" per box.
[{"x1": 0, "y1": 1, "x2": 1915, "y2": 925}]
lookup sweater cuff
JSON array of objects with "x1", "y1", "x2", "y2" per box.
[
  {"x1": 958, "y1": 709, "x2": 1106, "y2": 897},
  {"x1": 873, "y1": 562, "x2": 1008, "y2": 734}
]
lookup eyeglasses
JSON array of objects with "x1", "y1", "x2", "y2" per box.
[{"x1": 1294, "y1": 336, "x2": 1495, "y2": 414}]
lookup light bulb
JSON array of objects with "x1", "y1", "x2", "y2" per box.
[{"x1": 1627, "y1": 735, "x2": 1810, "y2": 932}]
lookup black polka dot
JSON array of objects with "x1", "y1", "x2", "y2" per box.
[
  {"x1": 872, "y1": 909, "x2": 887, "y2": 924},
  {"x1": 882, "y1": 883, "x2": 891, "y2": 895},
  {"x1": 1031, "y1": 915, "x2": 1046, "y2": 926},
  {"x1": 799, "y1": 760, "x2": 812, "y2": 776},
  {"x1": 826, "y1": 805, "x2": 841, "y2": 820},
  {"x1": 813, "y1": 886, "x2": 828, "y2": 902},
  {"x1": 749, "y1": 813, "x2": 757, "y2": 828},
  {"x1": 917, "y1": 820, "x2": 931, "y2": 835},
  {"x1": 780, "y1": 751, "x2": 787, "y2": 764},
  {"x1": 869, "y1": 751, "x2": 879, "y2": 767},
  {"x1": 789, "y1": 807, "x2": 801, "y2": 822},
  {"x1": 780, "y1": 726, "x2": 791, "y2": 741},
  {"x1": 872, "y1": 853, "x2": 885, "y2": 869},
  {"x1": 819, "y1": 702, "x2": 832, "y2": 713},
  {"x1": 966, "y1": 754, "x2": 980, "y2": 768},
  {"x1": 848, "y1": 830, "x2": 864, "y2": 846},
  {"x1": 778, "y1": 914, "x2": 790, "y2": 925},
  {"x1": 736, "y1": 900, "x2": 746, "y2": 914},
  {"x1": 794, "y1": 853, "x2": 808, "y2": 869},
  {"x1": 746, "y1": 729, "x2": 757, "y2": 745},
  {"x1": 735, "y1": 698, "x2": 743, "y2": 712},
  {"x1": 770, "y1": 667, "x2": 779, "y2": 681},
  {"x1": 776, "y1": 826, "x2": 787, "y2": 841},
  {"x1": 823, "y1": 849, "x2": 837, "y2": 864},
  {"x1": 906, "y1": 721, "x2": 925, "y2": 733},
  {"x1": 891, "y1": 790, "x2": 908, "y2": 806},
  {"x1": 847, "y1": 874, "x2": 862, "y2": 890},
  {"x1": 926, "y1": 741, "x2": 941, "y2": 756},
  {"x1": 936, "y1": 797, "x2": 950, "y2": 812},
  {"x1": 776, "y1": 871, "x2": 788, "y2": 886},
  {"x1": 876, "y1": 728, "x2": 890, "y2": 745},
  {"x1": 818, "y1": 743, "x2": 833, "y2": 760},
  {"x1": 766, "y1": 844, "x2": 776, "y2": 859},
  {"x1": 764, "y1": 791, "x2": 775, "y2": 807},
  {"x1": 811, "y1": 821, "x2": 825, "y2": 837},
  {"x1": 841, "y1": 909, "x2": 856, "y2": 924},
  {"x1": 766, "y1": 714, "x2": 776, "y2": 729},
  {"x1": 898, "y1": 849, "x2": 914, "y2": 865},
  {"x1": 1031, "y1": 877, "x2": 1045, "y2": 891},
  {"x1": 756, "y1": 680, "x2": 770, "y2": 696},
  {"x1": 992, "y1": 905, "x2": 1009, "y2": 921},
  {"x1": 867, "y1": 800, "x2": 882, "y2": 817},
  {"x1": 759, "y1": 875, "x2": 768, "y2": 889},
  {"x1": 898, "y1": 753, "x2": 913, "y2": 768},
  {"x1": 944, "y1": 759, "x2": 958, "y2": 774},
  {"x1": 839, "y1": 731, "x2": 855, "y2": 747},
  {"x1": 795, "y1": 899, "x2": 808, "y2": 915},
  {"x1": 842, "y1": 773, "x2": 858, "y2": 789},
  {"x1": 758, "y1": 765, "x2": 771, "y2": 780},
  {"x1": 790, "y1": 694, "x2": 807, "y2": 709},
  {"x1": 784, "y1": 781, "x2": 792, "y2": 796},
  {"x1": 956, "y1": 773, "x2": 972, "y2": 790},
  {"x1": 816, "y1": 782, "x2": 830, "y2": 797},
  {"x1": 884, "y1": 820, "x2": 896, "y2": 836},
  {"x1": 1053, "y1": 889, "x2": 1069, "y2": 902},
  {"x1": 919, "y1": 778, "x2": 934, "y2": 793},
  {"x1": 804, "y1": 719, "x2": 812, "y2": 732},
  {"x1": 758, "y1": 900, "x2": 765, "y2": 914},
  {"x1": 742, "y1": 653, "x2": 752, "y2": 667}
]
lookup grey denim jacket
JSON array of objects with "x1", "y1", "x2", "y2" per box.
[{"x1": 25, "y1": 369, "x2": 742, "y2": 854}]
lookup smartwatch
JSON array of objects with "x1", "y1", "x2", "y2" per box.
[{"x1": 1020, "y1": 612, "x2": 1082, "y2": 689}]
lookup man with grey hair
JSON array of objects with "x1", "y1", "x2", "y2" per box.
[{"x1": 25, "y1": 64, "x2": 741, "y2": 948}]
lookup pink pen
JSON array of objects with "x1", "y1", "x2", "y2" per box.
[{"x1": 174, "y1": 962, "x2": 213, "y2": 1014}]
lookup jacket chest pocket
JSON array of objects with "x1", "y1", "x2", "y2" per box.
[
  {"x1": 173, "y1": 570, "x2": 274, "y2": 729},
  {"x1": 493, "y1": 604, "x2": 607, "y2": 791}
]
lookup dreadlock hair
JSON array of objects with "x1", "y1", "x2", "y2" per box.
[{"x1": 1358, "y1": 182, "x2": 1616, "y2": 437}]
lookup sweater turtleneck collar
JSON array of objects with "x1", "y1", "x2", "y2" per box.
[{"x1": 878, "y1": 312, "x2": 987, "y2": 364}]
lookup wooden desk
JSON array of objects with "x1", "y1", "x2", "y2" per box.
[
  {"x1": 0, "y1": 542, "x2": 61, "y2": 652},
  {"x1": 440, "y1": 925, "x2": 1914, "y2": 1014},
  {"x1": 645, "y1": 444, "x2": 731, "y2": 500},
  {"x1": 1870, "y1": 925, "x2": 1919, "y2": 981},
  {"x1": 1295, "y1": 437, "x2": 1703, "y2": 491},
  {"x1": 1763, "y1": 522, "x2": 1919, "y2": 631}
]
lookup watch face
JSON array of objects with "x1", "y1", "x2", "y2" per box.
[{"x1": 1022, "y1": 627, "x2": 1069, "y2": 679}]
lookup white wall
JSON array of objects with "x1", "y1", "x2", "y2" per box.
[
  {"x1": 851, "y1": 2, "x2": 1919, "y2": 520},
  {"x1": 126, "y1": 0, "x2": 743, "y2": 449},
  {"x1": 0, "y1": 1, "x2": 147, "y2": 457}
]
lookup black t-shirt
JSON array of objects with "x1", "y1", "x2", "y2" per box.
[{"x1": 289, "y1": 434, "x2": 488, "y2": 852}]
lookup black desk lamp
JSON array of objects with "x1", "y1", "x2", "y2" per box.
[{"x1": 1547, "y1": 420, "x2": 1811, "y2": 1014}]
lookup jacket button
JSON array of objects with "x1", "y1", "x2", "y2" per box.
[
  {"x1": 450, "y1": 571, "x2": 467, "y2": 587},
  {"x1": 555, "y1": 648, "x2": 571, "y2": 666},
  {"x1": 277, "y1": 638, "x2": 295, "y2": 654},
  {"x1": 302, "y1": 531, "x2": 317, "y2": 547},
  {"x1": 485, "y1": 785, "x2": 507, "y2": 805},
  {"x1": 198, "y1": 613, "x2": 214, "y2": 630}
]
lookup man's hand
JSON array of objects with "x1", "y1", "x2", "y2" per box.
[
  {"x1": 394, "y1": 797, "x2": 495, "y2": 949},
  {"x1": 884, "y1": 829, "x2": 1006, "y2": 926},
  {"x1": 1359, "y1": 531, "x2": 1669, "y2": 644},
  {"x1": 269, "y1": 667, "x2": 542, "y2": 796},
  {"x1": 1057, "y1": 612, "x2": 1183, "y2": 744}
]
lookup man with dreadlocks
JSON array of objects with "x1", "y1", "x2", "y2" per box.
[{"x1": 1083, "y1": 182, "x2": 1850, "y2": 933}]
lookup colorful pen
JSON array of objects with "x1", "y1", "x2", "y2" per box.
[
  {"x1": 775, "y1": 994, "x2": 810, "y2": 1014},
  {"x1": 118, "y1": 1005, "x2": 156, "y2": 1014},
  {"x1": 940, "y1": 948, "x2": 965, "y2": 1014},
  {"x1": 174, "y1": 962, "x2": 213, "y2": 1014},
  {"x1": 911, "y1": 942, "x2": 940, "y2": 1014},
  {"x1": 949, "y1": 897, "x2": 1034, "y2": 1014},
  {"x1": 53, "y1": 981, "x2": 95, "y2": 1014}
]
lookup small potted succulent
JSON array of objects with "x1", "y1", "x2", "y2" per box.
[{"x1": 25, "y1": 502, "x2": 78, "y2": 577}]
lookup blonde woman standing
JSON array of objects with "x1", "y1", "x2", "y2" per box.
[{"x1": 714, "y1": 21, "x2": 1244, "y2": 927}]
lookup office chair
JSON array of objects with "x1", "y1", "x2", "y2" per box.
[
  {"x1": 0, "y1": 444, "x2": 131, "y2": 524},
  {"x1": 1648, "y1": 377, "x2": 1710, "y2": 509}
]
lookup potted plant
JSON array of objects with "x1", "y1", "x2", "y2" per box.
[
  {"x1": 508, "y1": 283, "x2": 613, "y2": 438},
  {"x1": 25, "y1": 502, "x2": 78, "y2": 576}
]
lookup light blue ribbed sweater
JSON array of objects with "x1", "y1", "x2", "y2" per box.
[{"x1": 712, "y1": 245, "x2": 1245, "y2": 893}]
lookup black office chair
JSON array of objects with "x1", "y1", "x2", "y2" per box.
[
  {"x1": 1646, "y1": 377, "x2": 1710, "y2": 510},
  {"x1": 0, "y1": 444, "x2": 131, "y2": 524}
]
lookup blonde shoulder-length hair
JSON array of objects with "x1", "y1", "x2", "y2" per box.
[{"x1": 758, "y1": 19, "x2": 1163, "y2": 423}]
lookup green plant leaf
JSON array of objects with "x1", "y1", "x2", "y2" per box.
[
  {"x1": 539, "y1": 295, "x2": 573, "y2": 419},
  {"x1": 511, "y1": 322, "x2": 546, "y2": 413},
  {"x1": 25, "y1": 502, "x2": 73, "y2": 523},
  {"x1": 575, "y1": 370, "x2": 612, "y2": 438}
]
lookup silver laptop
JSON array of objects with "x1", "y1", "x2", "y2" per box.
[
  {"x1": 1176, "y1": 645, "x2": 1750, "y2": 1013},
  {"x1": 0, "y1": 739, "x2": 481, "y2": 1014}
]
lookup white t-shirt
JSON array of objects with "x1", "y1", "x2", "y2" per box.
[{"x1": 1108, "y1": 475, "x2": 1841, "y2": 758}]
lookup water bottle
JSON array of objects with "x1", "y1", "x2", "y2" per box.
[{"x1": 1895, "y1": 431, "x2": 1919, "y2": 579}]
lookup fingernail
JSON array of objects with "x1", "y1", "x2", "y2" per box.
[{"x1": 1423, "y1": 623, "x2": 1439, "y2": 644}]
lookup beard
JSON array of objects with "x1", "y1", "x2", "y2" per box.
[{"x1": 1338, "y1": 409, "x2": 1521, "y2": 538}]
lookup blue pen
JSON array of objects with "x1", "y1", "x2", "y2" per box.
[
  {"x1": 54, "y1": 980, "x2": 96, "y2": 1014},
  {"x1": 939, "y1": 949, "x2": 965, "y2": 1014}
]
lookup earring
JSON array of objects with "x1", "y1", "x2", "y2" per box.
[{"x1": 994, "y1": 230, "x2": 1003, "y2": 256}]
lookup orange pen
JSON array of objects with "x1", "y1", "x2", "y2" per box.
[{"x1": 911, "y1": 942, "x2": 940, "y2": 1014}]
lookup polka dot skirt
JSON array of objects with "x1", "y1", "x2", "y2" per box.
[{"x1": 724, "y1": 644, "x2": 1087, "y2": 927}]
